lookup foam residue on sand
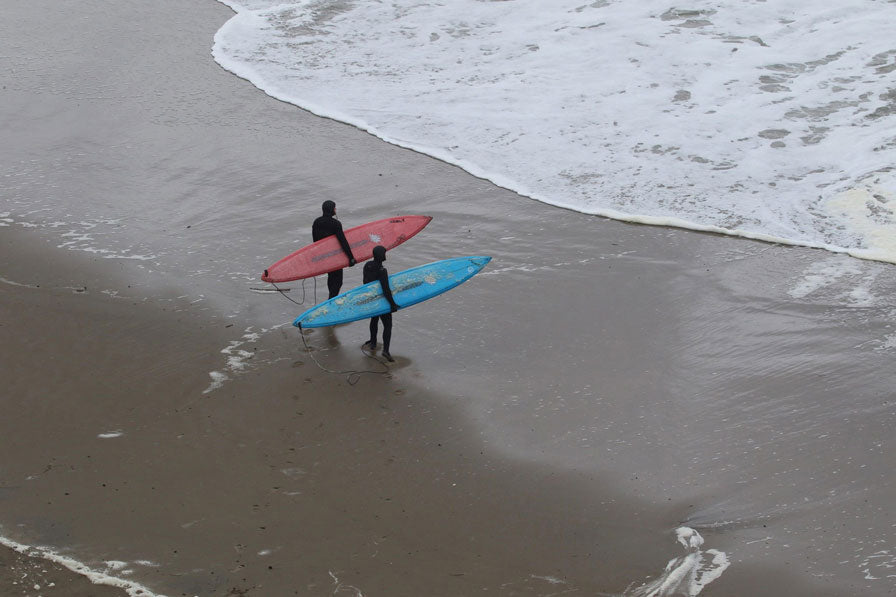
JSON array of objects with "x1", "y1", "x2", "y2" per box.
[
  {"x1": 625, "y1": 527, "x2": 730, "y2": 597},
  {"x1": 97, "y1": 431, "x2": 125, "y2": 439},
  {"x1": 204, "y1": 327, "x2": 262, "y2": 393},
  {"x1": 0, "y1": 534, "x2": 167, "y2": 597}
]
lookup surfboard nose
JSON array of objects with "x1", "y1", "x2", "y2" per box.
[{"x1": 261, "y1": 269, "x2": 270, "y2": 282}]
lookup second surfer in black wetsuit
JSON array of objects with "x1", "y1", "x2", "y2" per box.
[
  {"x1": 311, "y1": 200, "x2": 356, "y2": 299},
  {"x1": 362, "y1": 245, "x2": 399, "y2": 362}
]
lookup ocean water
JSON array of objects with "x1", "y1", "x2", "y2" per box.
[{"x1": 212, "y1": 0, "x2": 896, "y2": 263}]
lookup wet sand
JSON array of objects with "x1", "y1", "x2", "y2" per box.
[
  {"x1": 0, "y1": 543, "x2": 125, "y2": 597},
  {"x1": 0, "y1": 225, "x2": 680, "y2": 594},
  {"x1": 1, "y1": 233, "x2": 854, "y2": 597},
  {"x1": 2, "y1": 0, "x2": 894, "y2": 596}
]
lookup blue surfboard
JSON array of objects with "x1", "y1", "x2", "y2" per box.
[{"x1": 293, "y1": 256, "x2": 491, "y2": 328}]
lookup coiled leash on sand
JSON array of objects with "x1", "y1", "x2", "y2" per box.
[
  {"x1": 265, "y1": 279, "x2": 391, "y2": 385},
  {"x1": 296, "y1": 322, "x2": 391, "y2": 386}
]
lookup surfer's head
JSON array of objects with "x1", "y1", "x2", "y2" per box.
[
  {"x1": 372, "y1": 245, "x2": 386, "y2": 262},
  {"x1": 321, "y1": 200, "x2": 336, "y2": 216}
]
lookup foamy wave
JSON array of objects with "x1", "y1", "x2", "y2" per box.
[
  {"x1": 625, "y1": 527, "x2": 730, "y2": 597},
  {"x1": 213, "y1": 0, "x2": 896, "y2": 264},
  {"x1": 0, "y1": 535, "x2": 166, "y2": 597}
]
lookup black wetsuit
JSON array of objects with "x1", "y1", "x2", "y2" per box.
[
  {"x1": 363, "y1": 259, "x2": 398, "y2": 353},
  {"x1": 312, "y1": 213, "x2": 355, "y2": 298}
]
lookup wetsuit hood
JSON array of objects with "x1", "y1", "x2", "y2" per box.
[
  {"x1": 372, "y1": 245, "x2": 386, "y2": 262},
  {"x1": 321, "y1": 200, "x2": 336, "y2": 216}
]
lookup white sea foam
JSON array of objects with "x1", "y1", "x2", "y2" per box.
[
  {"x1": 0, "y1": 535, "x2": 167, "y2": 597},
  {"x1": 204, "y1": 370, "x2": 230, "y2": 394},
  {"x1": 104, "y1": 559, "x2": 130, "y2": 571},
  {"x1": 530, "y1": 574, "x2": 565, "y2": 585},
  {"x1": 213, "y1": 0, "x2": 896, "y2": 264},
  {"x1": 857, "y1": 549, "x2": 896, "y2": 581},
  {"x1": 788, "y1": 256, "x2": 864, "y2": 299},
  {"x1": 204, "y1": 327, "x2": 265, "y2": 393},
  {"x1": 31, "y1": 218, "x2": 162, "y2": 261},
  {"x1": 788, "y1": 254, "x2": 893, "y2": 309},
  {"x1": 625, "y1": 527, "x2": 730, "y2": 597},
  {"x1": 0, "y1": 276, "x2": 36, "y2": 288},
  {"x1": 97, "y1": 431, "x2": 124, "y2": 439},
  {"x1": 877, "y1": 333, "x2": 896, "y2": 351}
]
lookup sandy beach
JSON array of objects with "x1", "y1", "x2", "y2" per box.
[{"x1": 2, "y1": 1, "x2": 895, "y2": 596}]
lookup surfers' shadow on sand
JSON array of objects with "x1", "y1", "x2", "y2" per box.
[
  {"x1": 360, "y1": 345, "x2": 410, "y2": 370},
  {"x1": 300, "y1": 326, "x2": 342, "y2": 349},
  {"x1": 299, "y1": 328, "x2": 410, "y2": 375}
]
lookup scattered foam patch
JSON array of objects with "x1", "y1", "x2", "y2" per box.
[
  {"x1": 876, "y1": 334, "x2": 896, "y2": 352},
  {"x1": 0, "y1": 276, "x2": 38, "y2": 288},
  {"x1": 0, "y1": 535, "x2": 167, "y2": 597},
  {"x1": 97, "y1": 431, "x2": 124, "y2": 439},
  {"x1": 328, "y1": 570, "x2": 364, "y2": 597},
  {"x1": 788, "y1": 256, "x2": 864, "y2": 300},
  {"x1": 104, "y1": 560, "x2": 130, "y2": 572},
  {"x1": 530, "y1": 574, "x2": 565, "y2": 585},
  {"x1": 204, "y1": 370, "x2": 229, "y2": 394},
  {"x1": 788, "y1": 255, "x2": 891, "y2": 307},
  {"x1": 10, "y1": 215, "x2": 161, "y2": 261},
  {"x1": 625, "y1": 527, "x2": 729, "y2": 597},
  {"x1": 204, "y1": 327, "x2": 269, "y2": 393},
  {"x1": 857, "y1": 548, "x2": 896, "y2": 581}
]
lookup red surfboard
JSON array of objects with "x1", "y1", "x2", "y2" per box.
[{"x1": 261, "y1": 215, "x2": 432, "y2": 283}]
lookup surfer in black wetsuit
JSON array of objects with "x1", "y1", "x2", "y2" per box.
[
  {"x1": 312, "y1": 200, "x2": 356, "y2": 299},
  {"x1": 362, "y1": 245, "x2": 399, "y2": 362}
]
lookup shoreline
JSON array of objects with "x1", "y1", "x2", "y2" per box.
[
  {"x1": 0, "y1": 535, "x2": 151, "y2": 597},
  {"x1": 211, "y1": 0, "x2": 896, "y2": 267}
]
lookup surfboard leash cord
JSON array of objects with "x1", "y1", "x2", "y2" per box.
[
  {"x1": 269, "y1": 278, "x2": 317, "y2": 306},
  {"x1": 269, "y1": 279, "x2": 388, "y2": 384},
  {"x1": 296, "y1": 322, "x2": 391, "y2": 385}
]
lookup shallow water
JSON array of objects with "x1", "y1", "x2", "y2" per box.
[{"x1": 405, "y1": 203, "x2": 896, "y2": 591}]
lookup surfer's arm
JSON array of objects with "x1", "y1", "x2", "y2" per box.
[
  {"x1": 333, "y1": 222, "x2": 356, "y2": 266},
  {"x1": 378, "y1": 270, "x2": 399, "y2": 312}
]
